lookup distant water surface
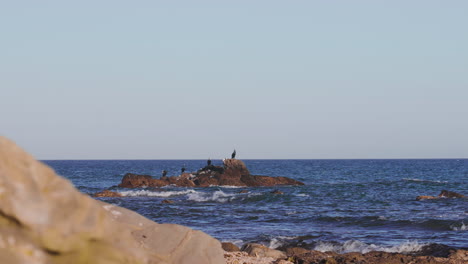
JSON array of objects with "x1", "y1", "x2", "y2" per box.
[{"x1": 44, "y1": 159, "x2": 468, "y2": 252}]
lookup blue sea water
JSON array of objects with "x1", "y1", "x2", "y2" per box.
[{"x1": 44, "y1": 159, "x2": 468, "y2": 252}]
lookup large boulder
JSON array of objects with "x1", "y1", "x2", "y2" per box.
[{"x1": 0, "y1": 137, "x2": 225, "y2": 264}]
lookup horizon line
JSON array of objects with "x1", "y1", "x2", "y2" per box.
[{"x1": 40, "y1": 158, "x2": 467, "y2": 161}]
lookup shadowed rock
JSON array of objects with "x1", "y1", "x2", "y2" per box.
[
  {"x1": 0, "y1": 136, "x2": 225, "y2": 264},
  {"x1": 118, "y1": 159, "x2": 304, "y2": 188},
  {"x1": 222, "y1": 242, "x2": 240, "y2": 252}
]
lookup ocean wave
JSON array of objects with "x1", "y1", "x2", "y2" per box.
[
  {"x1": 187, "y1": 190, "x2": 237, "y2": 203},
  {"x1": 313, "y1": 240, "x2": 427, "y2": 254},
  {"x1": 221, "y1": 239, "x2": 244, "y2": 248},
  {"x1": 403, "y1": 178, "x2": 448, "y2": 184},
  {"x1": 268, "y1": 236, "x2": 297, "y2": 249},
  {"x1": 451, "y1": 222, "x2": 467, "y2": 231},
  {"x1": 119, "y1": 189, "x2": 197, "y2": 197}
]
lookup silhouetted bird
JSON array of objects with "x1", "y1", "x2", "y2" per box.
[
  {"x1": 207, "y1": 158, "x2": 212, "y2": 166},
  {"x1": 231, "y1": 149, "x2": 236, "y2": 159},
  {"x1": 181, "y1": 165, "x2": 186, "y2": 173},
  {"x1": 161, "y1": 170, "x2": 168, "y2": 178}
]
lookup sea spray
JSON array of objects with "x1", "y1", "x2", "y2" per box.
[
  {"x1": 120, "y1": 189, "x2": 197, "y2": 197},
  {"x1": 313, "y1": 240, "x2": 426, "y2": 254},
  {"x1": 187, "y1": 190, "x2": 237, "y2": 203}
]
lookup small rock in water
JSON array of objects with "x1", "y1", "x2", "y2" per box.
[
  {"x1": 93, "y1": 190, "x2": 122, "y2": 197},
  {"x1": 271, "y1": 190, "x2": 284, "y2": 195},
  {"x1": 161, "y1": 199, "x2": 175, "y2": 204}
]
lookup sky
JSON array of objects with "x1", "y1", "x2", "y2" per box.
[{"x1": 1, "y1": 1, "x2": 467, "y2": 159}]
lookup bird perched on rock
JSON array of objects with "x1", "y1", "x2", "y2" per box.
[
  {"x1": 181, "y1": 165, "x2": 186, "y2": 173},
  {"x1": 231, "y1": 149, "x2": 236, "y2": 159},
  {"x1": 207, "y1": 158, "x2": 212, "y2": 166},
  {"x1": 161, "y1": 170, "x2": 168, "y2": 179}
]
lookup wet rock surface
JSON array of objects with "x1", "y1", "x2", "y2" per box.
[{"x1": 118, "y1": 159, "x2": 304, "y2": 188}]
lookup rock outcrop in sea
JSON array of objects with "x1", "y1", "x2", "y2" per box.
[
  {"x1": 0, "y1": 137, "x2": 225, "y2": 264},
  {"x1": 416, "y1": 190, "x2": 466, "y2": 201},
  {"x1": 118, "y1": 158, "x2": 304, "y2": 188}
]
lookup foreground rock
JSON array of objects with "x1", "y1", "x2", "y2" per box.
[
  {"x1": 0, "y1": 137, "x2": 225, "y2": 264},
  {"x1": 119, "y1": 159, "x2": 304, "y2": 188},
  {"x1": 416, "y1": 190, "x2": 466, "y2": 201}
]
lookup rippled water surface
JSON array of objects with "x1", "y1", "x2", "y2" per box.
[{"x1": 45, "y1": 159, "x2": 468, "y2": 252}]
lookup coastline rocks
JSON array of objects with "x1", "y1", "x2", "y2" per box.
[
  {"x1": 93, "y1": 189, "x2": 122, "y2": 197},
  {"x1": 118, "y1": 159, "x2": 304, "y2": 188},
  {"x1": 0, "y1": 136, "x2": 225, "y2": 264},
  {"x1": 285, "y1": 248, "x2": 468, "y2": 264},
  {"x1": 438, "y1": 190, "x2": 465, "y2": 198},
  {"x1": 222, "y1": 242, "x2": 240, "y2": 252},
  {"x1": 416, "y1": 190, "x2": 466, "y2": 201},
  {"x1": 241, "y1": 243, "x2": 287, "y2": 259}
]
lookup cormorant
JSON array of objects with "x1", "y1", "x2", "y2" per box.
[
  {"x1": 207, "y1": 158, "x2": 212, "y2": 166},
  {"x1": 231, "y1": 149, "x2": 236, "y2": 159},
  {"x1": 181, "y1": 165, "x2": 186, "y2": 173},
  {"x1": 161, "y1": 170, "x2": 168, "y2": 178}
]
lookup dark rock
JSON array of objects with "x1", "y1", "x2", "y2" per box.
[
  {"x1": 438, "y1": 190, "x2": 465, "y2": 198},
  {"x1": 238, "y1": 190, "x2": 249, "y2": 194},
  {"x1": 222, "y1": 242, "x2": 240, "y2": 252},
  {"x1": 271, "y1": 190, "x2": 284, "y2": 195},
  {"x1": 414, "y1": 243, "x2": 456, "y2": 258},
  {"x1": 161, "y1": 199, "x2": 174, "y2": 204}
]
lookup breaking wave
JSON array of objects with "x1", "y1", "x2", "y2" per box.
[
  {"x1": 403, "y1": 178, "x2": 448, "y2": 184},
  {"x1": 313, "y1": 240, "x2": 427, "y2": 254},
  {"x1": 451, "y1": 222, "x2": 467, "y2": 231},
  {"x1": 119, "y1": 189, "x2": 197, "y2": 197},
  {"x1": 187, "y1": 190, "x2": 237, "y2": 203}
]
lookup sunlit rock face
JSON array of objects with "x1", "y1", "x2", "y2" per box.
[{"x1": 0, "y1": 136, "x2": 225, "y2": 264}]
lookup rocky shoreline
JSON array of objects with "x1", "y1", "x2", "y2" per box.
[{"x1": 222, "y1": 242, "x2": 468, "y2": 264}]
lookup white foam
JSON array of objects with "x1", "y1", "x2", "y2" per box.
[
  {"x1": 222, "y1": 239, "x2": 244, "y2": 248},
  {"x1": 268, "y1": 236, "x2": 297, "y2": 249},
  {"x1": 119, "y1": 189, "x2": 197, "y2": 197},
  {"x1": 187, "y1": 190, "x2": 236, "y2": 203},
  {"x1": 296, "y1": 193, "x2": 309, "y2": 197},
  {"x1": 314, "y1": 240, "x2": 426, "y2": 254},
  {"x1": 403, "y1": 178, "x2": 448, "y2": 183}
]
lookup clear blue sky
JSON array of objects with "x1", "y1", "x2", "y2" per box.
[{"x1": 1, "y1": 1, "x2": 467, "y2": 159}]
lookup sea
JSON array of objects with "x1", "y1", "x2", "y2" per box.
[{"x1": 44, "y1": 159, "x2": 468, "y2": 253}]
